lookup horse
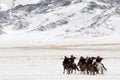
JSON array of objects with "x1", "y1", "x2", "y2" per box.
[
  {"x1": 78, "y1": 63, "x2": 87, "y2": 74},
  {"x1": 88, "y1": 63, "x2": 98, "y2": 75},
  {"x1": 69, "y1": 63, "x2": 79, "y2": 74},
  {"x1": 63, "y1": 64, "x2": 71, "y2": 74},
  {"x1": 63, "y1": 63, "x2": 79, "y2": 74},
  {"x1": 97, "y1": 63, "x2": 107, "y2": 74}
]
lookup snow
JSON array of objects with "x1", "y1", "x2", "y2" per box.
[
  {"x1": 0, "y1": 0, "x2": 41, "y2": 9},
  {"x1": 0, "y1": 47, "x2": 120, "y2": 80},
  {"x1": 0, "y1": 2, "x2": 10, "y2": 11},
  {"x1": 0, "y1": 0, "x2": 120, "y2": 40},
  {"x1": 0, "y1": 29, "x2": 120, "y2": 48},
  {"x1": 0, "y1": 30, "x2": 120, "y2": 80},
  {"x1": 14, "y1": 0, "x2": 41, "y2": 6}
]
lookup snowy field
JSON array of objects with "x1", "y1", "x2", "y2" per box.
[{"x1": 0, "y1": 43, "x2": 120, "y2": 80}]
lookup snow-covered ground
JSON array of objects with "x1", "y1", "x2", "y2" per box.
[{"x1": 0, "y1": 44, "x2": 120, "y2": 80}]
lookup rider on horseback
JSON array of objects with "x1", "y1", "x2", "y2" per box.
[
  {"x1": 96, "y1": 56, "x2": 107, "y2": 74},
  {"x1": 69, "y1": 55, "x2": 79, "y2": 71},
  {"x1": 78, "y1": 56, "x2": 86, "y2": 66},
  {"x1": 86, "y1": 57, "x2": 93, "y2": 65},
  {"x1": 96, "y1": 56, "x2": 103, "y2": 63},
  {"x1": 63, "y1": 56, "x2": 70, "y2": 65},
  {"x1": 69, "y1": 55, "x2": 76, "y2": 64},
  {"x1": 96, "y1": 56, "x2": 107, "y2": 70}
]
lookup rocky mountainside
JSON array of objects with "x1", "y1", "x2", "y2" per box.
[{"x1": 0, "y1": 0, "x2": 120, "y2": 39}]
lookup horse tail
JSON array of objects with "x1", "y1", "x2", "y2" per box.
[
  {"x1": 73, "y1": 63, "x2": 79, "y2": 71},
  {"x1": 75, "y1": 65, "x2": 79, "y2": 71},
  {"x1": 101, "y1": 63, "x2": 107, "y2": 71}
]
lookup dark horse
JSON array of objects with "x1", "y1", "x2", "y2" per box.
[
  {"x1": 69, "y1": 63, "x2": 79, "y2": 74},
  {"x1": 63, "y1": 63, "x2": 79, "y2": 74}
]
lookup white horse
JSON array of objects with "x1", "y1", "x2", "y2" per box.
[{"x1": 97, "y1": 62, "x2": 107, "y2": 74}]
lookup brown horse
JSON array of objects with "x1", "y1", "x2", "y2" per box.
[
  {"x1": 63, "y1": 64, "x2": 71, "y2": 74},
  {"x1": 88, "y1": 64, "x2": 95, "y2": 75},
  {"x1": 87, "y1": 63, "x2": 98, "y2": 75},
  {"x1": 78, "y1": 63, "x2": 87, "y2": 74}
]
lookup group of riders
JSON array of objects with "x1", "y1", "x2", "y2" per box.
[{"x1": 62, "y1": 55, "x2": 107, "y2": 75}]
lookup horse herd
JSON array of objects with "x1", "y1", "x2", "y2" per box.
[{"x1": 62, "y1": 55, "x2": 107, "y2": 75}]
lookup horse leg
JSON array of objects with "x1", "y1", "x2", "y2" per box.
[
  {"x1": 63, "y1": 68, "x2": 65, "y2": 74},
  {"x1": 87, "y1": 69, "x2": 89, "y2": 74},
  {"x1": 74, "y1": 69, "x2": 76, "y2": 74},
  {"x1": 101, "y1": 71, "x2": 103, "y2": 74},
  {"x1": 79, "y1": 66, "x2": 82, "y2": 74},
  {"x1": 90, "y1": 71, "x2": 92, "y2": 75},
  {"x1": 99, "y1": 66, "x2": 104, "y2": 74},
  {"x1": 67, "y1": 69, "x2": 70, "y2": 74},
  {"x1": 83, "y1": 71, "x2": 85, "y2": 75},
  {"x1": 63, "y1": 66, "x2": 66, "y2": 74},
  {"x1": 71, "y1": 69, "x2": 73, "y2": 74},
  {"x1": 86, "y1": 66, "x2": 89, "y2": 74},
  {"x1": 93, "y1": 71, "x2": 95, "y2": 75},
  {"x1": 91, "y1": 70, "x2": 95, "y2": 75},
  {"x1": 94, "y1": 67, "x2": 98, "y2": 74},
  {"x1": 101, "y1": 69, "x2": 103, "y2": 74}
]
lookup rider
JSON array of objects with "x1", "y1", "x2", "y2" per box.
[
  {"x1": 96, "y1": 56, "x2": 107, "y2": 74},
  {"x1": 69, "y1": 55, "x2": 79, "y2": 71},
  {"x1": 69, "y1": 55, "x2": 76, "y2": 64},
  {"x1": 96, "y1": 56, "x2": 103, "y2": 63},
  {"x1": 78, "y1": 56, "x2": 86, "y2": 66},
  {"x1": 63, "y1": 56, "x2": 70, "y2": 65},
  {"x1": 86, "y1": 57, "x2": 93, "y2": 65}
]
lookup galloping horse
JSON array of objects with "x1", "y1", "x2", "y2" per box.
[
  {"x1": 70, "y1": 63, "x2": 79, "y2": 74},
  {"x1": 88, "y1": 63, "x2": 98, "y2": 75},
  {"x1": 97, "y1": 63, "x2": 107, "y2": 74},
  {"x1": 78, "y1": 63, "x2": 87, "y2": 74},
  {"x1": 63, "y1": 63, "x2": 79, "y2": 74},
  {"x1": 63, "y1": 55, "x2": 79, "y2": 74},
  {"x1": 63, "y1": 64, "x2": 71, "y2": 74}
]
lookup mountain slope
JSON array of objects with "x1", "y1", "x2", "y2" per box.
[{"x1": 0, "y1": 0, "x2": 120, "y2": 40}]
